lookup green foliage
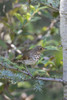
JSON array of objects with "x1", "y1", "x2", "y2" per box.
[
  {"x1": 31, "y1": 0, "x2": 60, "y2": 8},
  {"x1": 0, "y1": 70, "x2": 24, "y2": 83},
  {"x1": 0, "y1": 0, "x2": 63, "y2": 100},
  {"x1": 34, "y1": 80, "x2": 44, "y2": 91},
  {"x1": 0, "y1": 40, "x2": 7, "y2": 49},
  {"x1": 46, "y1": 0, "x2": 60, "y2": 8},
  {"x1": 0, "y1": 56, "x2": 19, "y2": 69}
]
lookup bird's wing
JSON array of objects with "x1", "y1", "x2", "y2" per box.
[{"x1": 22, "y1": 50, "x2": 30, "y2": 60}]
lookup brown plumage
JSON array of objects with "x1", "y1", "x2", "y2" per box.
[{"x1": 22, "y1": 46, "x2": 45, "y2": 65}]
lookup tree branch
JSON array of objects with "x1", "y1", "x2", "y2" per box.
[
  {"x1": 0, "y1": 62, "x2": 64, "y2": 83},
  {"x1": 35, "y1": 77, "x2": 63, "y2": 83}
]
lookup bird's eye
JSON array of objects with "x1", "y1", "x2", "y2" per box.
[{"x1": 39, "y1": 47, "x2": 42, "y2": 50}]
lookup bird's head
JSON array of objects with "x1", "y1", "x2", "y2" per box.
[{"x1": 35, "y1": 46, "x2": 46, "y2": 53}]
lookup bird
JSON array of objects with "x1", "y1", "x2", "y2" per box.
[{"x1": 20, "y1": 46, "x2": 46, "y2": 66}]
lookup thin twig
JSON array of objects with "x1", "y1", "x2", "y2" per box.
[
  {"x1": 0, "y1": 62, "x2": 29, "y2": 75},
  {"x1": 25, "y1": 65, "x2": 33, "y2": 77},
  {"x1": 46, "y1": 17, "x2": 59, "y2": 31}
]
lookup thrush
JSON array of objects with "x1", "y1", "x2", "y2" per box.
[{"x1": 20, "y1": 46, "x2": 46, "y2": 66}]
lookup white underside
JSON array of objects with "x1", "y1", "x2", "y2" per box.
[{"x1": 22, "y1": 59, "x2": 38, "y2": 65}]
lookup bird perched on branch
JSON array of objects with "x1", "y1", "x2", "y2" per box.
[{"x1": 17, "y1": 46, "x2": 46, "y2": 67}]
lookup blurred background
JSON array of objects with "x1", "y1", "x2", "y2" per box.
[{"x1": 0, "y1": 0, "x2": 63, "y2": 100}]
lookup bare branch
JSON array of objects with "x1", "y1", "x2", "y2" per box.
[{"x1": 35, "y1": 77, "x2": 63, "y2": 83}]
